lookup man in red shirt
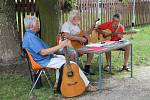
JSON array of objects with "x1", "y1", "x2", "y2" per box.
[{"x1": 96, "y1": 13, "x2": 130, "y2": 71}]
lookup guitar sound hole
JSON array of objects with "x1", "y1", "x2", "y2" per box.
[
  {"x1": 67, "y1": 71, "x2": 73, "y2": 77},
  {"x1": 67, "y1": 82, "x2": 78, "y2": 86}
]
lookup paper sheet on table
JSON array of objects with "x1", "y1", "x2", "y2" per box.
[
  {"x1": 86, "y1": 41, "x2": 116, "y2": 47},
  {"x1": 86, "y1": 42, "x2": 104, "y2": 47},
  {"x1": 87, "y1": 46, "x2": 106, "y2": 51}
]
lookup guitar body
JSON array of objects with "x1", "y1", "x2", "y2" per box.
[
  {"x1": 91, "y1": 28, "x2": 137, "y2": 43},
  {"x1": 100, "y1": 29, "x2": 112, "y2": 41},
  {"x1": 91, "y1": 29, "x2": 132, "y2": 42},
  {"x1": 89, "y1": 30, "x2": 112, "y2": 42},
  {"x1": 89, "y1": 30, "x2": 100, "y2": 43},
  {"x1": 61, "y1": 63, "x2": 85, "y2": 97},
  {"x1": 70, "y1": 40, "x2": 83, "y2": 49},
  {"x1": 68, "y1": 31, "x2": 85, "y2": 49}
]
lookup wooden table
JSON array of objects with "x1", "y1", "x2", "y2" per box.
[{"x1": 76, "y1": 40, "x2": 133, "y2": 92}]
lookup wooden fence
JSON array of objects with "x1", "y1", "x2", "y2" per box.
[
  {"x1": 135, "y1": 0, "x2": 150, "y2": 25},
  {"x1": 101, "y1": 0, "x2": 150, "y2": 27},
  {"x1": 60, "y1": 0, "x2": 98, "y2": 31},
  {"x1": 15, "y1": 0, "x2": 98, "y2": 42},
  {"x1": 15, "y1": 0, "x2": 150, "y2": 43},
  {"x1": 15, "y1": 0, "x2": 37, "y2": 41}
]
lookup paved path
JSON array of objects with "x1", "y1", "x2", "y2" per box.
[{"x1": 76, "y1": 66, "x2": 150, "y2": 100}]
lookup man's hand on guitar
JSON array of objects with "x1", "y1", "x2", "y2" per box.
[
  {"x1": 78, "y1": 37, "x2": 87, "y2": 43},
  {"x1": 62, "y1": 33, "x2": 72, "y2": 40},
  {"x1": 59, "y1": 40, "x2": 68, "y2": 48},
  {"x1": 62, "y1": 32, "x2": 87, "y2": 43}
]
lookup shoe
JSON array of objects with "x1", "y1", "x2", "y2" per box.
[
  {"x1": 120, "y1": 65, "x2": 131, "y2": 72},
  {"x1": 83, "y1": 65, "x2": 96, "y2": 75},
  {"x1": 90, "y1": 82, "x2": 99, "y2": 86},
  {"x1": 86, "y1": 84, "x2": 99, "y2": 92},
  {"x1": 103, "y1": 65, "x2": 110, "y2": 72}
]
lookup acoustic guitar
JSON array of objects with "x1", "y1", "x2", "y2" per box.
[
  {"x1": 62, "y1": 19, "x2": 100, "y2": 49},
  {"x1": 61, "y1": 31, "x2": 85, "y2": 49},
  {"x1": 60, "y1": 34, "x2": 85, "y2": 97},
  {"x1": 90, "y1": 29, "x2": 137, "y2": 42}
]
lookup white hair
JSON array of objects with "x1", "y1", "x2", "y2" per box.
[
  {"x1": 24, "y1": 15, "x2": 38, "y2": 30},
  {"x1": 69, "y1": 10, "x2": 79, "y2": 21}
]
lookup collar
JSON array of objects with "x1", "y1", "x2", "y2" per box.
[{"x1": 25, "y1": 29, "x2": 36, "y2": 35}]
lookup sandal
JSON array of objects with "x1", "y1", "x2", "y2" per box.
[
  {"x1": 103, "y1": 65, "x2": 110, "y2": 72},
  {"x1": 90, "y1": 82, "x2": 99, "y2": 86},
  {"x1": 86, "y1": 84, "x2": 99, "y2": 92},
  {"x1": 120, "y1": 65, "x2": 131, "y2": 72}
]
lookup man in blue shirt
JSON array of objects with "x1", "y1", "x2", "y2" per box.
[
  {"x1": 22, "y1": 16, "x2": 67, "y2": 68},
  {"x1": 22, "y1": 16, "x2": 98, "y2": 92}
]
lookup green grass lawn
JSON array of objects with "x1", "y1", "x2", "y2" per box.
[
  {"x1": 0, "y1": 25, "x2": 150, "y2": 100},
  {"x1": 0, "y1": 72, "x2": 57, "y2": 100}
]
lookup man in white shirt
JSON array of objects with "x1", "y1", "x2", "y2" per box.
[{"x1": 60, "y1": 10, "x2": 95, "y2": 75}]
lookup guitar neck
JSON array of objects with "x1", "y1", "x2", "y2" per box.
[
  {"x1": 84, "y1": 19, "x2": 100, "y2": 37},
  {"x1": 60, "y1": 33, "x2": 72, "y2": 70},
  {"x1": 106, "y1": 32, "x2": 124, "y2": 37},
  {"x1": 64, "y1": 46, "x2": 71, "y2": 66},
  {"x1": 84, "y1": 27, "x2": 95, "y2": 37},
  {"x1": 105, "y1": 31, "x2": 135, "y2": 37}
]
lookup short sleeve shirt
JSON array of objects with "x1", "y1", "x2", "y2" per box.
[
  {"x1": 61, "y1": 21, "x2": 80, "y2": 35},
  {"x1": 98, "y1": 21, "x2": 124, "y2": 41},
  {"x1": 22, "y1": 29, "x2": 53, "y2": 66}
]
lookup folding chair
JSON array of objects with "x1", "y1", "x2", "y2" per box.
[{"x1": 25, "y1": 49, "x2": 53, "y2": 96}]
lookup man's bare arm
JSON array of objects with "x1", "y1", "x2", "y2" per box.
[
  {"x1": 39, "y1": 40, "x2": 67, "y2": 56},
  {"x1": 63, "y1": 32, "x2": 87, "y2": 43}
]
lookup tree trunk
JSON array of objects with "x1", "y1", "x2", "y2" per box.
[
  {"x1": 0, "y1": 0, "x2": 21, "y2": 66},
  {"x1": 36, "y1": 0, "x2": 59, "y2": 46}
]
